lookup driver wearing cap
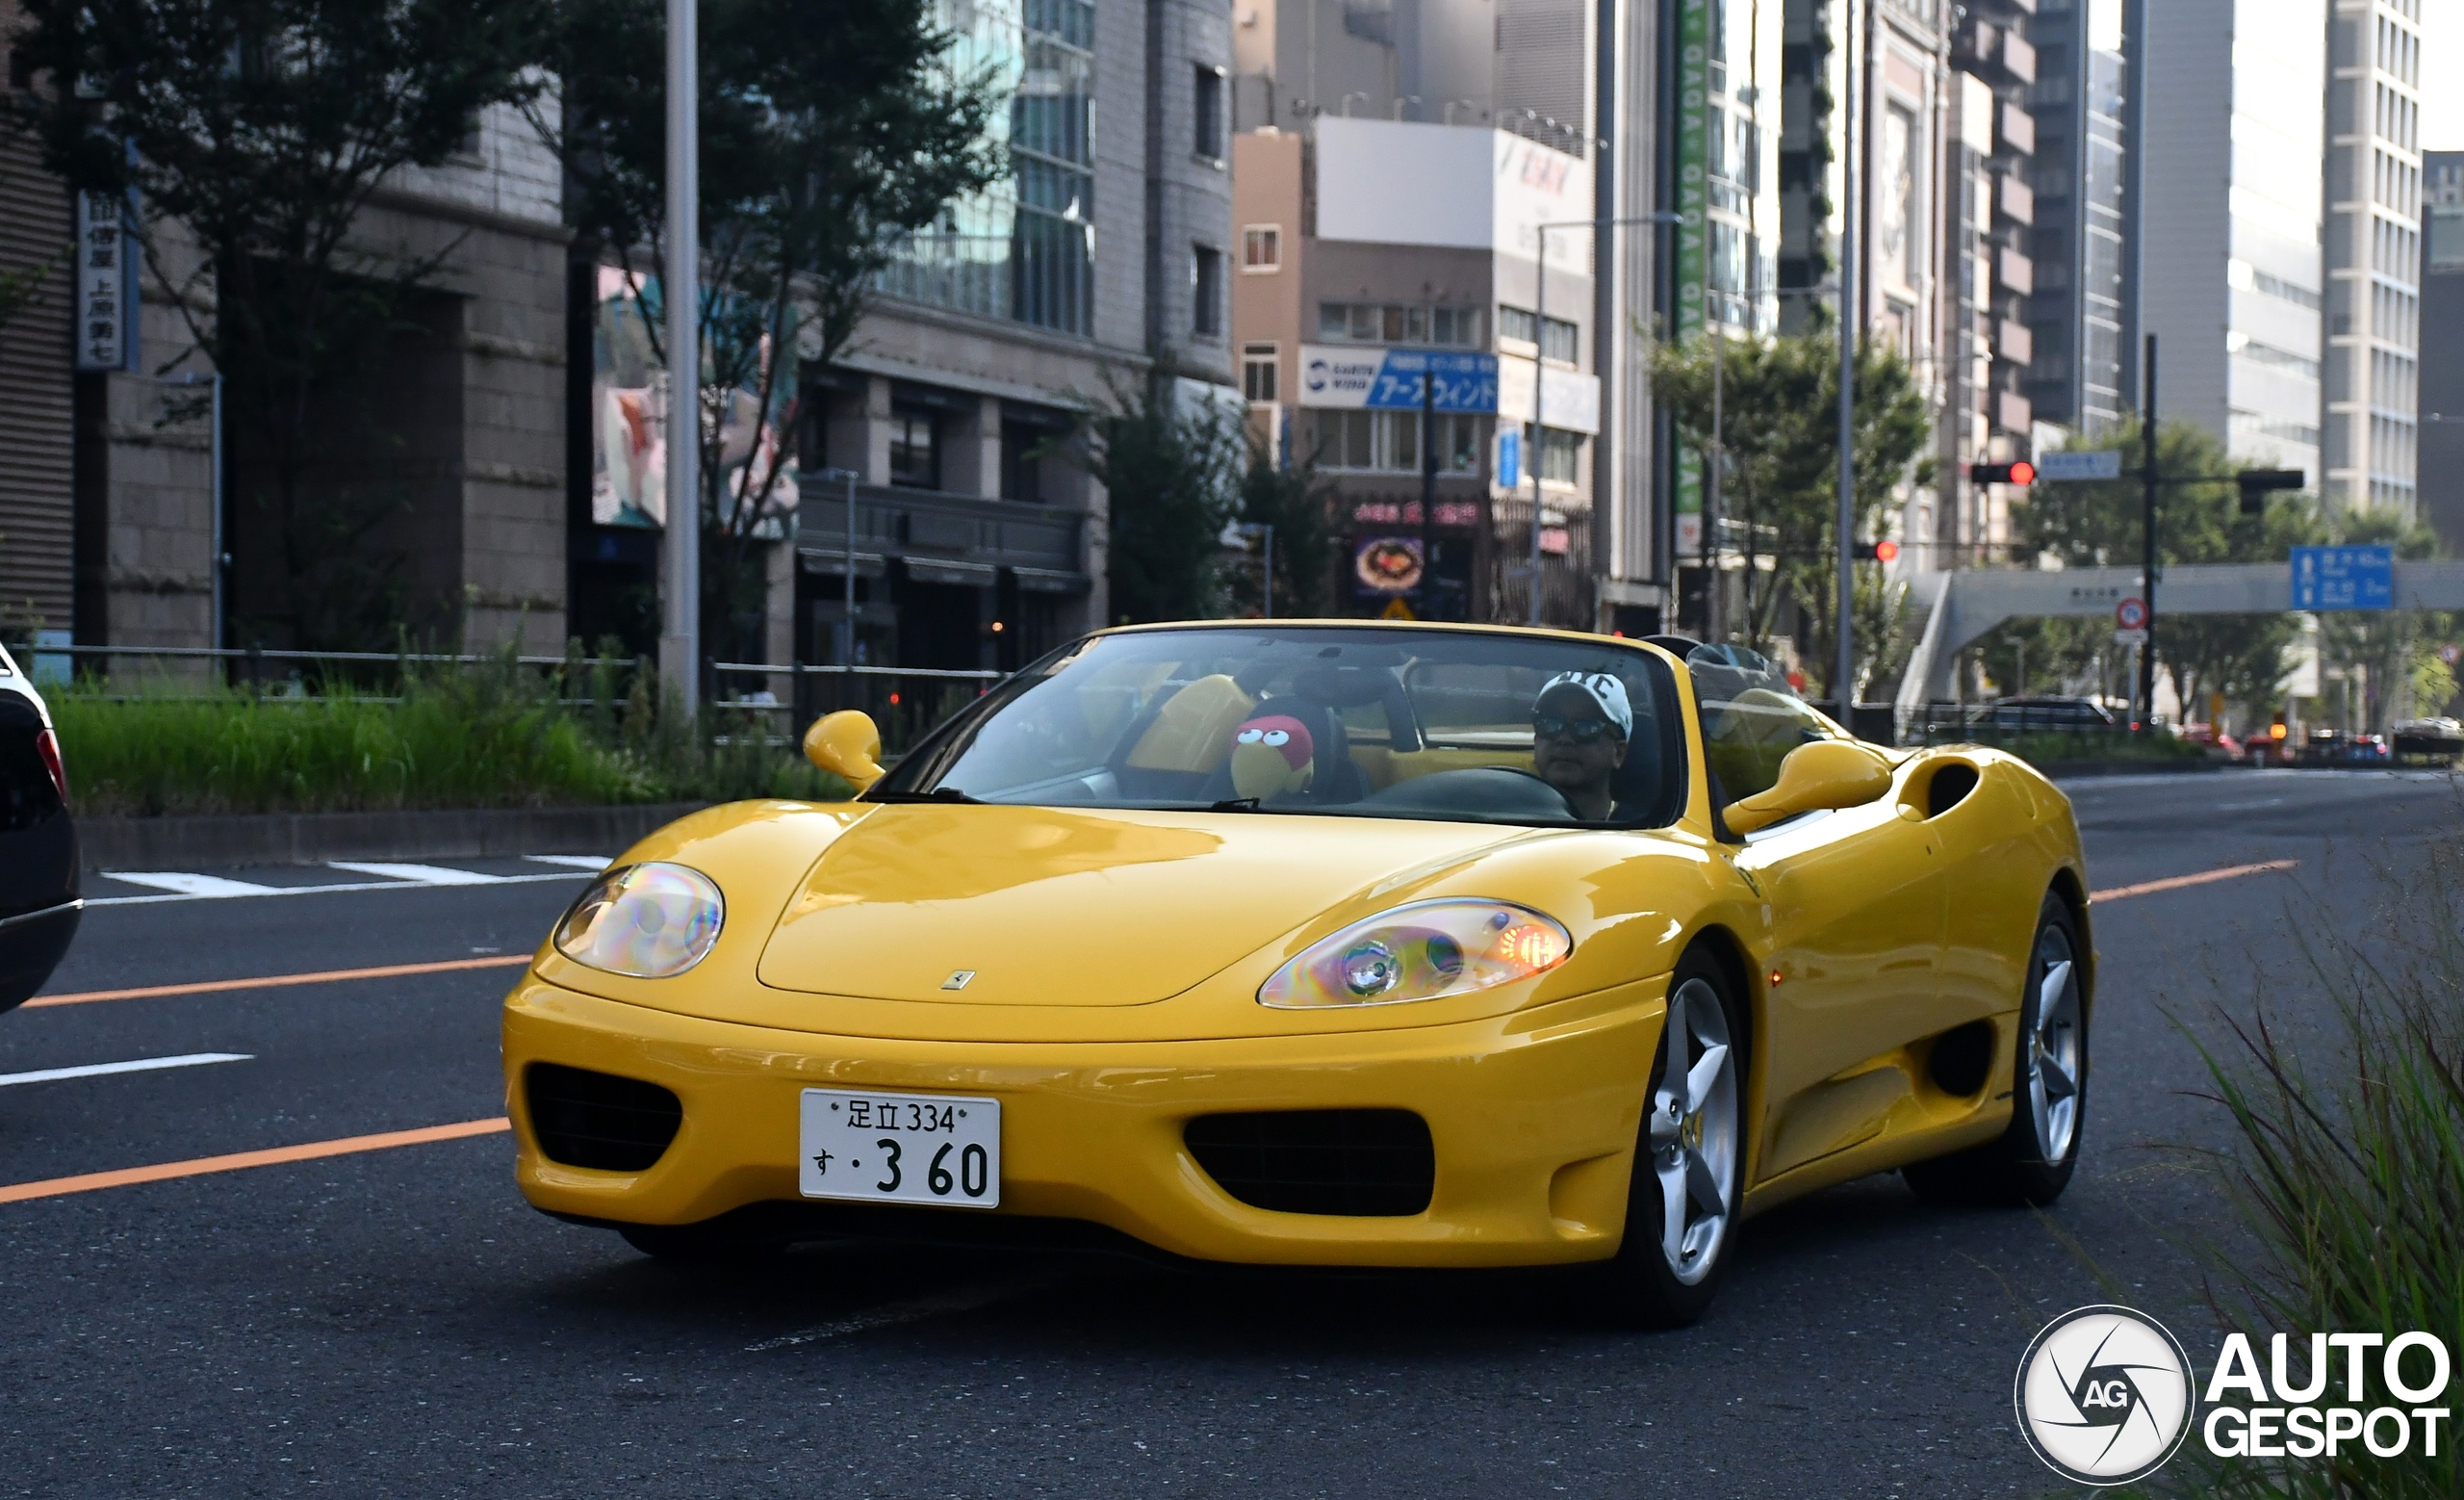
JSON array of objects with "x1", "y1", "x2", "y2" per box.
[{"x1": 1531, "y1": 671, "x2": 1633, "y2": 822}]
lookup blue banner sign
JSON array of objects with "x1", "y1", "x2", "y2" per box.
[
  {"x1": 1497, "y1": 427, "x2": 1522, "y2": 490},
  {"x1": 2289, "y1": 545, "x2": 2394, "y2": 611},
  {"x1": 1297, "y1": 346, "x2": 1499, "y2": 413}
]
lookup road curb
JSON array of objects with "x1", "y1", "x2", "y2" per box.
[
  {"x1": 75, "y1": 803, "x2": 710, "y2": 875},
  {"x1": 2038, "y1": 759, "x2": 2222, "y2": 781}
]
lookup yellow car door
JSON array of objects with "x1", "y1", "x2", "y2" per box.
[{"x1": 1729, "y1": 791, "x2": 1947, "y2": 1181}]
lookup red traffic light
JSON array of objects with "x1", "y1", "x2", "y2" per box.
[
  {"x1": 1874, "y1": 538, "x2": 1899, "y2": 562},
  {"x1": 1969, "y1": 459, "x2": 2038, "y2": 485}
]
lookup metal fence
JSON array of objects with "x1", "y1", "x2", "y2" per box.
[{"x1": 713, "y1": 660, "x2": 1007, "y2": 757}]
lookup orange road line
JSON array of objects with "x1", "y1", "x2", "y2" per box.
[
  {"x1": 2092, "y1": 859, "x2": 2297, "y2": 902},
  {"x1": 0, "y1": 1117, "x2": 511, "y2": 1205},
  {"x1": 27, "y1": 954, "x2": 533, "y2": 1008}
]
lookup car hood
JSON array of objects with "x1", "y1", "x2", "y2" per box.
[{"x1": 754, "y1": 803, "x2": 1523, "y2": 1006}]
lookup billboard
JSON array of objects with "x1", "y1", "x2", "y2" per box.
[
  {"x1": 1296, "y1": 347, "x2": 1499, "y2": 412},
  {"x1": 1671, "y1": 0, "x2": 1711, "y2": 556},
  {"x1": 1311, "y1": 118, "x2": 1592, "y2": 273},
  {"x1": 590, "y1": 266, "x2": 800, "y2": 530}
]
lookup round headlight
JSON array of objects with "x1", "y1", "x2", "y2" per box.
[
  {"x1": 552, "y1": 863, "x2": 725, "y2": 978},
  {"x1": 1259, "y1": 899, "x2": 1572, "y2": 1009}
]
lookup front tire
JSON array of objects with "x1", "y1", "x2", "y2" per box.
[
  {"x1": 1904, "y1": 893, "x2": 2088, "y2": 1206},
  {"x1": 1593, "y1": 949, "x2": 1747, "y2": 1328}
]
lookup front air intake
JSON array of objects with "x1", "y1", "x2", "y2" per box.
[
  {"x1": 526, "y1": 1063, "x2": 682, "y2": 1172},
  {"x1": 1183, "y1": 1109, "x2": 1435, "y2": 1217}
]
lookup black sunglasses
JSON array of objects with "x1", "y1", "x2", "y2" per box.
[{"x1": 1533, "y1": 714, "x2": 1621, "y2": 743}]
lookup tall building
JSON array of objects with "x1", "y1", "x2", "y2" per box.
[
  {"x1": 1230, "y1": 118, "x2": 1601, "y2": 621},
  {"x1": 609, "y1": 0, "x2": 1240, "y2": 675},
  {"x1": 2319, "y1": 0, "x2": 2423, "y2": 517},
  {"x1": 2023, "y1": 0, "x2": 2134, "y2": 436},
  {"x1": 2140, "y1": 0, "x2": 2325, "y2": 484},
  {"x1": 2421, "y1": 152, "x2": 2464, "y2": 551}
]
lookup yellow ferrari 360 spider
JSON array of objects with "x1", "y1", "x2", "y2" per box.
[{"x1": 504, "y1": 623, "x2": 2092, "y2": 1325}]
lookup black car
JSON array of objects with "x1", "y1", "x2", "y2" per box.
[{"x1": 0, "y1": 644, "x2": 79, "y2": 1012}]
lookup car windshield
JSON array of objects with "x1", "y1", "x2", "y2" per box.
[{"x1": 874, "y1": 625, "x2": 1687, "y2": 828}]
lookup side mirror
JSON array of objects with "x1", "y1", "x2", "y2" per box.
[
  {"x1": 1722, "y1": 739, "x2": 1893, "y2": 834},
  {"x1": 804, "y1": 710, "x2": 885, "y2": 791}
]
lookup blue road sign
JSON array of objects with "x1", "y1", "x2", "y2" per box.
[
  {"x1": 1497, "y1": 428, "x2": 1522, "y2": 490},
  {"x1": 2289, "y1": 545, "x2": 2394, "y2": 611}
]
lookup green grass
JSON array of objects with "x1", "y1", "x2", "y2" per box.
[
  {"x1": 2137, "y1": 836, "x2": 2464, "y2": 1497},
  {"x1": 54, "y1": 651, "x2": 853, "y2": 816}
]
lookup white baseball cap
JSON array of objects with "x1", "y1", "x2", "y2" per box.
[{"x1": 1534, "y1": 671, "x2": 1633, "y2": 738}]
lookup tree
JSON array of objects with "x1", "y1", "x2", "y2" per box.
[
  {"x1": 2314, "y1": 507, "x2": 2449, "y2": 730},
  {"x1": 1228, "y1": 435, "x2": 1336, "y2": 618},
  {"x1": 1088, "y1": 370, "x2": 1243, "y2": 624},
  {"x1": 1650, "y1": 330, "x2": 1935, "y2": 695},
  {"x1": 2008, "y1": 419, "x2": 2323, "y2": 728},
  {"x1": 13, "y1": 0, "x2": 556, "y2": 648},
  {"x1": 540, "y1": 0, "x2": 1004, "y2": 664}
]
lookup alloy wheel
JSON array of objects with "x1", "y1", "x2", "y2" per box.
[
  {"x1": 2026, "y1": 926, "x2": 2083, "y2": 1163},
  {"x1": 1650, "y1": 975, "x2": 1738, "y2": 1284}
]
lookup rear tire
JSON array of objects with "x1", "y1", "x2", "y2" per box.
[
  {"x1": 1904, "y1": 893, "x2": 2088, "y2": 1207},
  {"x1": 1591, "y1": 948, "x2": 1748, "y2": 1328}
]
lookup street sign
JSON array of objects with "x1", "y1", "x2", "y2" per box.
[
  {"x1": 1296, "y1": 346, "x2": 1500, "y2": 413},
  {"x1": 2114, "y1": 627, "x2": 2148, "y2": 646},
  {"x1": 2116, "y1": 597, "x2": 2147, "y2": 631},
  {"x1": 2289, "y1": 545, "x2": 2394, "y2": 611},
  {"x1": 1497, "y1": 428, "x2": 1521, "y2": 490},
  {"x1": 2035, "y1": 450, "x2": 2124, "y2": 482}
]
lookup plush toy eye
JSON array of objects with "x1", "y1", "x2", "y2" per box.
[
  {"x1": 1262, "y1": 730, "x2": 1291, "y2": 747},
  {"x1": 1237, "y1": 729, "x2": 1264, "y2": 743}
]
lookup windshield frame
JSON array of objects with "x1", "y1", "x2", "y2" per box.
[{"x1": 867, "y1": 623, "x2": 1691, "y2": 830}]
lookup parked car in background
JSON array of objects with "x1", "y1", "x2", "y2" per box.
[
  {"x1": 1965, "y1": 696, "x2": 2118, "y2": 733},
  {"x1": 2297, "y1": 730, "x2": 2390, "y2": 767},
  {"x1": 2175, "y1": 724, "x2": 2245, "y2": 761},
  {"x1": 0, "y1": 645, "x2": 80, "y2": 1013},
  {"x1": 2392, "y1": 717, "x2": 2464, "y2": 765}
]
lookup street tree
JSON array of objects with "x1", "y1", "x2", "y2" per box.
[
  {"x1": 540, "y1": 0, "x2": 1004, "y2": 663},
  {"x1": 1088, "y1": 368, "x2": 1243, "y2": 624},
  {"x1": 1650, "y1": 330, "x2": 1935, "y2": 696},
  {"x1": 2008, "y1": 419, "x2": 2323, "y2": 727},
  {"x1": 13, "y1": 0, "x2": 557, "y2": 649},
  {"x1": 1228, "y1": 433, "x2": 1336, "y2": 618}
]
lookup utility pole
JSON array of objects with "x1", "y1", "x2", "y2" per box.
[
  {"x1": 1832, "y1": 0, "x2": 1861, "y2": 715},
  {"x1": 659, "y1": 0, "x2": 701, "y2": 714},
  {"x1": 1421, "y1": 351, "x2": 1437, "y2": 617},
  {"x1": 1530, "y1": 225, "x2": 1553, "y2": 627},
  {"x1": 2139, "y1": 334, "x2": 2159, "y2": 733}
]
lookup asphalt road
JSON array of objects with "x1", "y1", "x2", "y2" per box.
[{"x1": 2, "y1": 770, "x2": 2456, "y2": 1498}]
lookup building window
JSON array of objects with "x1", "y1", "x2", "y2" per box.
[
  {"x1": 1243, "y1": 224, "x2": 1280, "y2": 272},
  {"x1": 1243, "y1": 342, "x2": 1279, "y2": 401},
  {"x1": 1499, "y1": 306, "x2": 1578, "y2": 362},
  {"x1": 1193, "y1": 245, "x2": 1224, "y2": 335},
  {"x1": 1316, "y1": 411, "x2": 1483, "y2": 472},
  {"x1": 1314, "y1": 302, "x2": 1481, "y2": 347},
  {"x1": 1524, "y1": 424, "x2": 1582, "y2": 485},
  {"x1": 889, "y1": 409, "x2": 939, "y2": 489},
  {"x1": 1194, "y1": 65, "x2": 1226, "y2": 161},
  {"x1": 877, "y1": 0, "x2": 1096, "y2": 335},
  {"x1": 1000, "y1": 419, "x2": 1046, "y2": 503}
]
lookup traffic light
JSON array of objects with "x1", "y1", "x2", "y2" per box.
[
  {"x1": 1969, "y1": 459, "x2": 2038, "y2": 485},
  {"x1": 2236, "y1": 468, "x2": 2304, "y2": 514},
  {"x1": 1852, "y1": 539, "x2": 1901, "y2": 561}
]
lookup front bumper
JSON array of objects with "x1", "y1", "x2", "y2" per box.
[{"x1": 503, "y1": 974, "x2": 1669, "y2": 1269}]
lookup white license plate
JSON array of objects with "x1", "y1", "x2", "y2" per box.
[{"x1": 798, "y1": 1089, "x2": 1001, "y2": 1209}]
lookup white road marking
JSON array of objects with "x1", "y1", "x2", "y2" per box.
[
  {"x1": 523, "y1": 855, "x2": 611, "y2": 870},
  {"x1": 743, "y1": 1276, "x2": 1045, "y2": 1352},
  {"x1": 86, "y1": 870, "x2": 588, "y2": 909},
  {"x1": 325, "y1": 862, "x2": 507, "y2": 886},
  {"x1": 102, "y1": 872, "x2": 282, "y2": 897},
  {"x1": 0, "y1": 1052, "x2": 252, "y2": 1088}
]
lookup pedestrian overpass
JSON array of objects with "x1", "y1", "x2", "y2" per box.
[{"x1": 1893, "y1": 560, "x2": 2464, "y2": 710}]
